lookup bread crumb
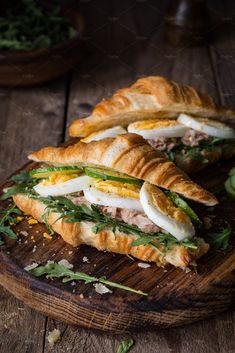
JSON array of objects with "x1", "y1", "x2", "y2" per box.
[
  {"x1": 24, "y1": 262, "x2": 38, "y2": 271},
  {"x1": 58, "y1": 259, "x2": 73, "y2": 269},
  {"x1": 20, "y1": 230, "x2": 28, "y2": 237},
  {"x1": 28, "y1": 218, "x2": 38, "y2": 225},
  {"x1": 79, "y1": 293, "x2": 84, "y2": 299},
  {"x1": 46, "y1": 260, "x2": 54, "y2": 265},
  {"x1": 47, "y1": 329, "x2": 61, "y2": 345},
  {"x1": 138, "y1": 262, "x2": 151, "y2": 269},
  {"x1": 93, "y1": 283, "x2": 112, "y2": 294},
  {"x1": 43, "y1": 232, "x2": 52, "y2": 240},
  {"x1": 82, "y1": 256, "x2": 89, "y2": 263}
]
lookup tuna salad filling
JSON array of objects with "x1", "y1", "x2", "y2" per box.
[
  {"x1": 68, "y1": 194, "x2": 162, "y2": 233},
  {"x1": 148, "y1": 129, "x2": 235, "y2": 163}
]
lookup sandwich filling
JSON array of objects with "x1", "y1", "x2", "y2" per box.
[
  {"x1": 81, "y1": 115, "x2": 235, "y2": 169},
  {"x1": 5, "y1": 165, "x2": 206, "y2": 257},
  {"x1": 129, "y1": 115, "x2": 235, "y2": 166}
]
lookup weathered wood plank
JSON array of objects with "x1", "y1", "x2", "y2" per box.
[
  {"x1": 0, "y1": 287, "x2": 46, "y2": 353},
  {"x1": 0, "y1": 77, "x2": 68, "y2": 353},
  {"x1": 0, "y1": 78, "x2": 67, "y2": 182},
  {"x1": 41, "y1": 311, "x2": 235, "y2": 353}
]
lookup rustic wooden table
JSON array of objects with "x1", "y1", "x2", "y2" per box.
[{"x1": 0, "y1": 1, "x2": 234, "y2": 352}]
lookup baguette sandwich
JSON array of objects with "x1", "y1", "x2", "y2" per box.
[
  {"x1": 69, "y1": 76, "x2": 235, "y2": 173},
  {"x1": 10, "y1": 134, "x2": 217, "y2": 268}
]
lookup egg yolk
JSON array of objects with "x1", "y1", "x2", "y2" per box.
[
  {"x1": 81, "y1": 130, "x2": 104, "y2": 142},
  {"x1": 151, "y1": 187, "x2": 191, "y2": 224},
  {"x1": 94, "y1": 180, "x2": 140, "y2": 199},
  {"x1": 131, "y1": 119, "x2": 178, "y2": 130},
  {"x1": 42, "y1": 173, "x2": 81, "y2": 186}
]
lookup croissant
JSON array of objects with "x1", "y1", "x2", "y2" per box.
[
  {"x1": 13, "y1": 194, "x2": 209, "y2": 268},
  {"x1": 29, "y1": 133, "x2": 217, "y2": 206},
  {"x1": 69, "y1": 76, "x2": 235, "y2": 138}
]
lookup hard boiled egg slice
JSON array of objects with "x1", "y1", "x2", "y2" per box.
[
  {"x1": 127, "y1": 119, "x2": 189, "y2": 139},
  {"x1": 140, "y1": 182, "x2": 195, "y2": 241},
  {"x1": 34, "y1": 175, "x2": 94, "y2": 197},
  {"x1": 84, "y1": 179, "x2": 143, "y2": 211},
  {"x1": 178, "y1": 114, "x2": 235, "y2": 139},
  {"x1": 81, "y1": 126, "x2": 127, "y2": 143}
]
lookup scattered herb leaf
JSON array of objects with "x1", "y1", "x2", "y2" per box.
[
  {"x1": 28, "y1": 263, "x2": 147, "y2": 296},
  {"x1": 206, "y1": 223, "x2": 232, "y2": 250},
  {"x1": 117, "y1": 338, "x2": 134, "y2": 353},
  {"x1": 0, "y1": 203, "x2": 21, "y2": 245}
]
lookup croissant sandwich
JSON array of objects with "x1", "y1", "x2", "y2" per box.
[
  {"x1": 5, "y1": 134, "x2": 217, "y2": 268},
  {"x1": 69, "y1": 76, "x2": 235, "y2": 173}
]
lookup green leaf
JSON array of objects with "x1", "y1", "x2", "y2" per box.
[
  {"x1": 165, "y1": 150, "x2": 175, "y2": 162},
  {"x1": 0, "y1": 237, "x2": 5, "y2": 246},
  {"x1": 165, "y1": 191, "x2": 202, "y2": 227},
  {"x1": 117, "y1": 338, "x2": 134, "y2": 353},
  {"x1": 10, "y1": 171, "x2": 32, "y2": 184},
  {"x1": 0, "y1": 226, "x2": 17, "y2": 240},
  {"x1": 92, "y1": 223, "x2": 107, "y2": 233},
  {"x1": 206, "y1": 224, "x2": 232, "y2": 250},
  {"x1": 187, "y1": 148, "x2": 208, "y2": 163},
  {"x1": 0, "y1": 185, "x2": 28, "y2": 200},
  {"x1": 131, "y1": 236, "x2": 153, "y2": 247},
  {"x1": 29, "y1": 263, "x2": 147, "y2": 296},
  {"x1": 0, "y1": 203, "x2": 21, "y2": 245}
]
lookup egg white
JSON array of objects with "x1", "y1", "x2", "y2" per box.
[
  {"x1": 178, "y1": 114, "x2": 235, "y2": 139},
  {"x1": 84, "y1": 188, "x2": 143, "y2": 211},
  {"x1": 140, "y1": 182, "x2": 195, "y2": 241},
  {"x1": 34, "y1": 175, "x2": 94, "y2": 197},
  {"x1": 128, "y1": 120, "x2": 188, "y2": 139},
  {"x1": 81, "y1": 126, "x2": 127, "y2": 143}
]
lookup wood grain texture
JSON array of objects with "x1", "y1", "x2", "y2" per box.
[{"x1": 0, "y1": 78, "x2": 68, "y2": 353}]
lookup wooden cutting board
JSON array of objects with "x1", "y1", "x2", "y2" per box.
[{"x1": 0, "y1": 158, "x2": 234, "y2": 333}]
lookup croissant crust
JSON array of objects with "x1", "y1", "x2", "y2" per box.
[
  {"x1": 13, "y1": 194, "x2": 209, "y2": 268},
  {"x1": 69, "y1": 76, "x2": 235, "y2": 137},
  {"x1": 28, "y1": 133, "x2": 217, "y2": 206}
]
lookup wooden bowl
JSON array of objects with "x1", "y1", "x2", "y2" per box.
[{"x1": 0, "y1": 11, "x2": 84, "y2": 87}]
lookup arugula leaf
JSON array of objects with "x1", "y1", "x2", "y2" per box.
[
  {"x1": 187, "y1": 148, "x2": 209, "y2": 163},
  {"x1": 206, "y1": 224, "x2": 232, "y2": 250},
  {"x1": 0, "y1": 226, "x2": 18, "y2": 240},
  {"x1": 0, "y1": 185, "x2": 30, "y2": 200},
  {"x1": 10, "y1": 171, "x2": 32, "y2": 184},
  {"x1": 167, "y1": 136, "x2": 224, "y2": 164},
  {"x1": 117, "y1": 338, "x2": 134, "y2": 353},
  {"x1": 0, "y1": 204, "x2": 21, "y2": 245},
  {"x1": 165, "y1": 191, "x2": 202, "y2": 227},
  {"x1": 165, "y1": 150, "x2": 175, "y2": 162},
  {"x1": 41, "y1": 208, "x2": 54, "y2": 236},
  {"x1": 131, "y1": 236, "x2": 155, "y2": 247},
  {"x1": 28, "y1": 263, "x2": 147, "y2": 296}
]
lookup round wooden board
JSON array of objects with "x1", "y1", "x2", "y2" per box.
[{"x1": 0, "y1": 159, "x2": 234, "y2": 333}]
